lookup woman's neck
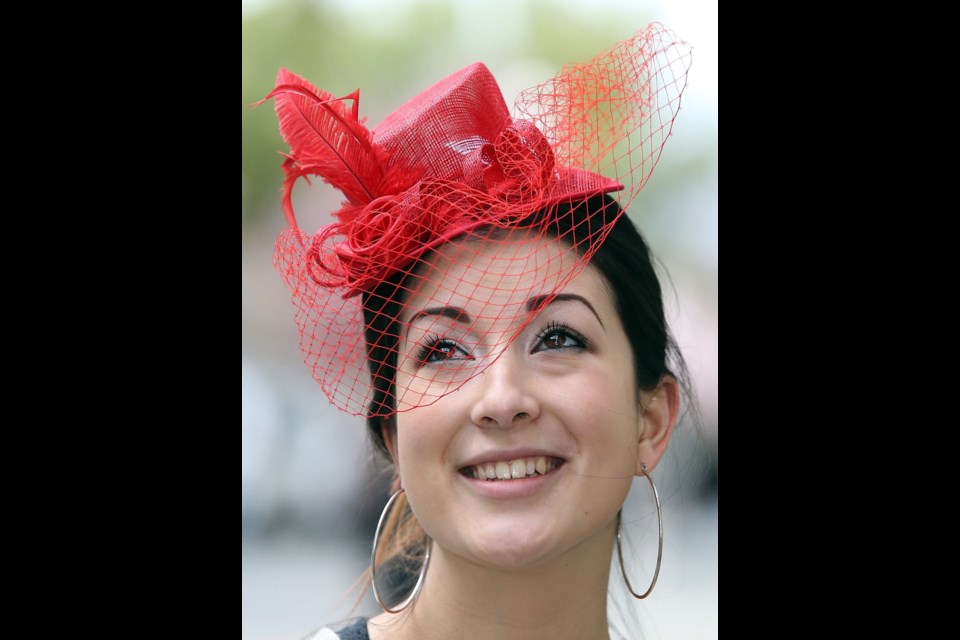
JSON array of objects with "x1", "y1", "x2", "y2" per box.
[{"x1": 368, "y1": 521, "x2": 616, "y2": 640}]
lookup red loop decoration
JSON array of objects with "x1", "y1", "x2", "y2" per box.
[{"x1": 487, "y1": 120, "x2": 556, "y2": 203}]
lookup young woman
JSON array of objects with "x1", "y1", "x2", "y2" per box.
[{"x1": 263, "y1": 23, "x2": 694, "y2": 640}]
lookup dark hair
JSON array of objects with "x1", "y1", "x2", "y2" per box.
[{"x1": 361, "y1": 193, "x2": 689, "y2": 458}]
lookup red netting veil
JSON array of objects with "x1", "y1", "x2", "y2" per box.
[{"x1": 262, "y1": 24, "x2": 691, "y2": 417}]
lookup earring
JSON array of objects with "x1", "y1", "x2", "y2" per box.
[
  {"x1": 616, "y1": 463, "x2": 663, "y2": 599},
  {"x1": 370, "y1": 488, "x2": 431, "y2": 613}
]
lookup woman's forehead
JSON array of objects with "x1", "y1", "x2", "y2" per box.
[{"x1": 403, "y1": 234, "x2": 603, "y2": 316}]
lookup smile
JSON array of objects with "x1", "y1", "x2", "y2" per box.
[{"x1": 460, "y1": 456, "x2": 565, "y2": 481}]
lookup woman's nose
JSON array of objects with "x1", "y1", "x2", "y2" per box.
[{"x1": 469, "y1": 352, "x2": 541, "y2": 428}]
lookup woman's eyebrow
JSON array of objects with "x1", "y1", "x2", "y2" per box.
[
  {"x1": 408, "y1": 306, "x2": 471, "y2": 325},
  {"x1": 405, "y1": 306, "x2": 471, "y2": 340},
  {"x1": 404, "y1": 307, "x2": 470, "y2": 339},
  {"x1": 404, "y1": 294, "x2": 603, "y2": 339},
  {"x1": 525, "y1": 294, "x2": 605, "y2": 329}
]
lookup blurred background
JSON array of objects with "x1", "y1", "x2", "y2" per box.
[{"x1": 242, "y1": 0, "x2": 717, "y2": 638}]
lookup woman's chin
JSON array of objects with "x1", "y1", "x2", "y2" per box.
[{"x1": 457, "y1": 522, "x2": 561, "y2": 570}]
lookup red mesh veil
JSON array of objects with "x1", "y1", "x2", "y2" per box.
[{"x1": 264, "y1": 24, "x2": 691, "y2": 417}]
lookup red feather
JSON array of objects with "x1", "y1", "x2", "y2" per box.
[{"x1": 261, "y1": 69, "x2": 387, "y2": 228}]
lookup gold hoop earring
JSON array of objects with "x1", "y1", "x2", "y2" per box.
[
  {"x1": 616, "y1": 463, "x2": 663, "y2": 599},
  {"x1": 370, "y1": 488, "x2": 431, "y2": 614}
]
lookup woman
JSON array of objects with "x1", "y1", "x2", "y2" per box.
[{"x1": 263, "y1": 24, "x2": 694, "y2": 640}]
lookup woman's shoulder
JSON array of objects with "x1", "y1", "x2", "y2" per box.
[{"x1": 304, "y1": 617, "x2": 370, "y2": 640}]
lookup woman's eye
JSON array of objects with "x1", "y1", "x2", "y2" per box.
[
  {"x1": 533, "y1": 325, "x2": 588, "y2": 353},
  {"x1": 418, "y1": 339, "x2": 472, "y2": 364},
  {"x1": 542, "y1": 332, "x2": 574, "y2": 349}
]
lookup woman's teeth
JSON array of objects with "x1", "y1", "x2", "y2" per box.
[{"x1": 465, "y1": 456, "x2": 560, "y2": 481}]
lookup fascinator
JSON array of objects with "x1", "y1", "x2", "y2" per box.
[{"x1": 262, "y1": 23, "x2": 690, "y2": 417}]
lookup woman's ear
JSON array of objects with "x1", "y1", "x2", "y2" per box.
[{"x1": 636, "y1": 376, "x2": 680, "y2": 475}]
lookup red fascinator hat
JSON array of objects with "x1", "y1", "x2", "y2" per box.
[{"x1": 264, "y1": 24, "x2": 690, "y2": 417}]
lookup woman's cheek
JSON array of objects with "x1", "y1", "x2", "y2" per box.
[{"x1": 397, "y1": 413, "x2": 442, "y2": 485}]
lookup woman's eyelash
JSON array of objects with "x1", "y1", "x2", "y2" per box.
[
  {"x1": 415, "y1": 335, "x2": 472, "y2": 365},
  {"x1": 534, "y1": 322, "x2": 589, "y2": 352},
  {"x1": 415, "y1": 322, "x2": 587, "y2": 364}
]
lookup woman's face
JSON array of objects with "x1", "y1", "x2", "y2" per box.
[{"x1": 392, "y1": 233, "x2": 646, "y2": 570}]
